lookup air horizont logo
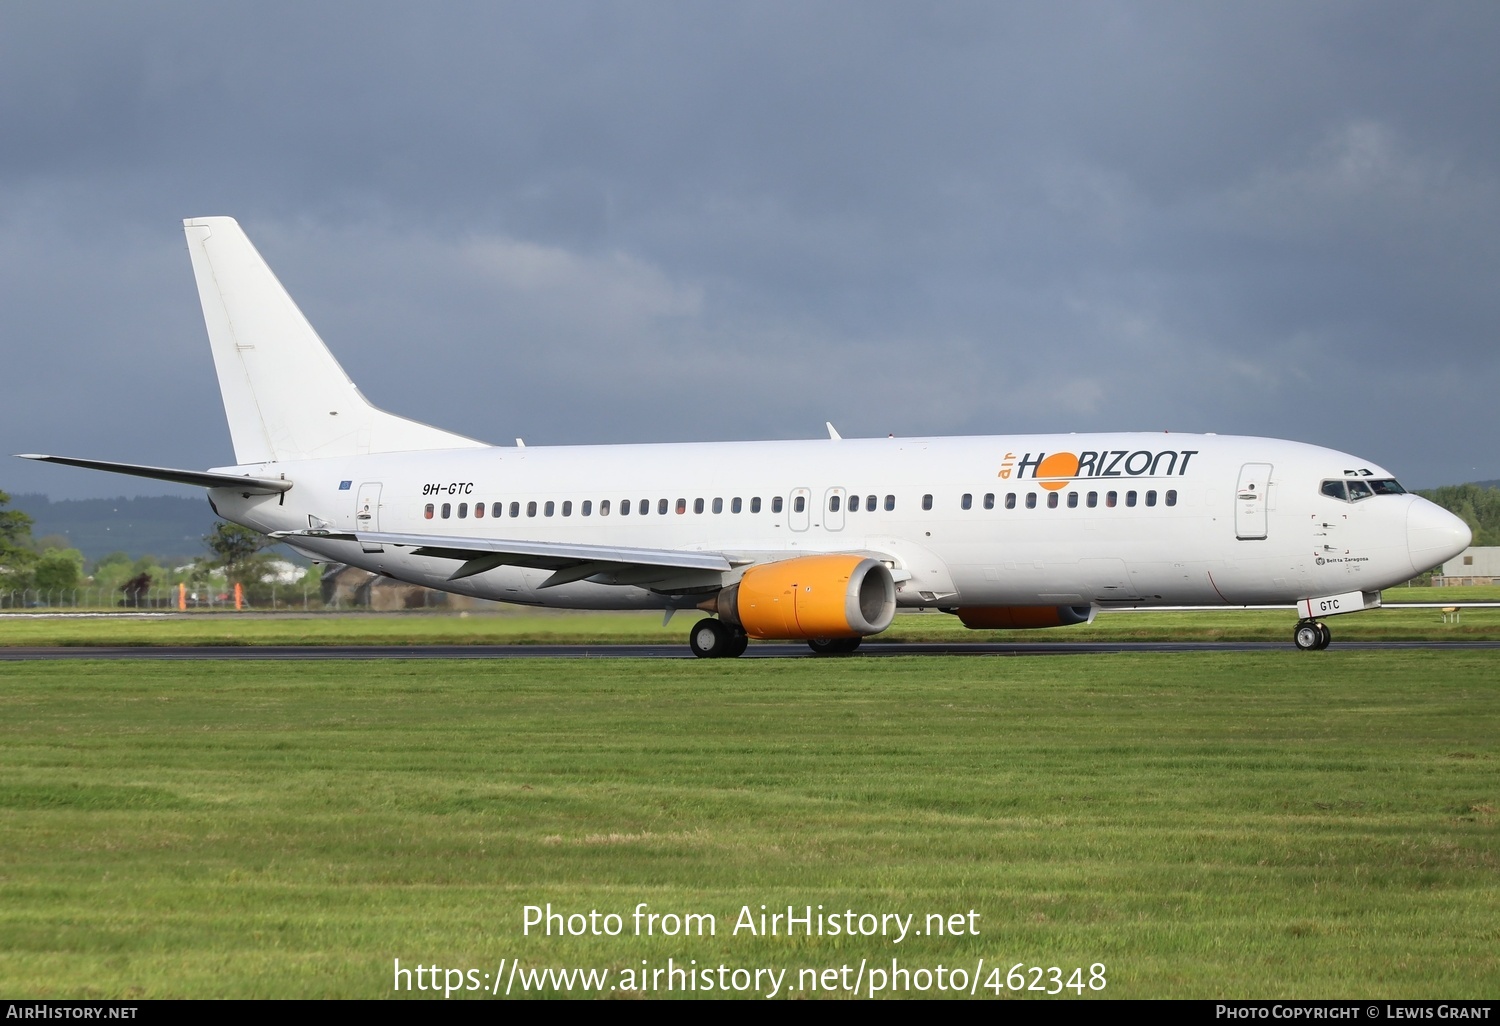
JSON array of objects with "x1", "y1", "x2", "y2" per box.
[{"x1": 998, "y1": 449, "x2": 1200, "y2": 491}]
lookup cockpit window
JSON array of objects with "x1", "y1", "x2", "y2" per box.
[{"x1": 1322, "y1": 477, "x2": 1406, "y2": 502}]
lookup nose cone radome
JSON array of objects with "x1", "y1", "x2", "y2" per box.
[{"x1": 1407, "y1": 497, "x2": 1472, "y2": 576}]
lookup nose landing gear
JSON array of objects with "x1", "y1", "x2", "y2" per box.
[{"x1": 1293, "y1": 619, "x2": 1332, "y2": 651}]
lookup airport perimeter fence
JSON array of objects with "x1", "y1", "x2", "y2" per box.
[{"x1": 0, "y1": 584, "x2": 326, "y2": 611}]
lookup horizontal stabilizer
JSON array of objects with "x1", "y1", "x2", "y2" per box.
[{"x1": 14, "y1": 454, "x2": 291, "y2": 494}]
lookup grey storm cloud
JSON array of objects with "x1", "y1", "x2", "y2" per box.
[{"x1": 2, "y1": 1, "x2": 1497, "y2": 498}]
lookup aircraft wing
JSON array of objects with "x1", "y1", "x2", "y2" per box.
[
  {"x1": 271, "y1": 528, "x2": 741, "y2": 589},
  {"x1": 14, "y1": 454, "x2": 292, "y2": 494}
]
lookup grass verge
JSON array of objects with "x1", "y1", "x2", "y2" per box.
[
  {"x1": 0, "y1": 606, "x2": 1496, "y2": 647},
  {"x1": 1, "y1": 652, "x2": 1496, "y2": 998}
]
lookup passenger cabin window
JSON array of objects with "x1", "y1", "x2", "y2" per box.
[
  {"x1": 847, "y1": 496, "x2": 858, "y2": 514},
  {"x1": 658, "y1": 499, "x2": 669, "y2": 515},
  {"x1": 829, "y1": 495, "x2": 841, "y2": 512},
  {"x1": 771, "y1": 497, "x2": 782, "y2": 514},
  {"x1": 922, "y1": 494, "x2": 933, "y2": 511},
  {"x1": 509, "y1": 501, "x2": 520, "y2": 518},
  {"x1": 582, "y1": 500, "x2": 591, "y2": 516},
  {"x1": 492, "y1": 502, "x2": 502, "y2": 518},
  {"x1": 752, "y1": 497, "x2": 762, "y2": 513},
  {"x1": 600, "y1": 500, "x2": 610, "y2": 516},
  {"x1": 1005, "y1": 493, "x2": 1016, "y2": 509},
  {"x1": 1047, "y1": 493, "x2": 1058, "y2": 508},
  {"x1": 474, "y1": 502, "x2": 484, "y2": 518},
  {"x1": 1126, "y1": 491, "x2": 1137, "y2": 508},
  {"x1": 693, "y1": 498, "x2": 704, "y2": 514},
  {"x1": 731, "y1": 497, "x2": 742, "y2": 513},
  {"x1": 794, "y1": 495, "x2": 806, "y2": 513},
  {"x1": 1165, "y1": 490, "x2": 1177, "y2": 507},
  {"x1": 561, "y1": 501, "x2": 572, "y2": 517},
  {"x1": 544, "y1": 501, "x2": 555, "y2": 517},
  {"x1": 640, "y1": 499, "x2": 650, "y2": 515},
  {"x1": 1025, "y1": 493, "x2": 1037, "y2": 509},
  {"x1": 961, "y1": 493, "x2": 972, "y2": 510},
  {"x1": 1087, "y1": 491, "x2": 1098, "y2": 508},
  {"x1": 458, "y1": 502, "x2": 468, "y2": 518},
  {"x1": 984, "y1": 493, "x2": 995, "y2": 510},
  {"x1": 1105, "y1": 491, "x2": 1117, "y2": 508},
  {"x1": 713, "y1": 498, "x2": 723, "y2": 514},
  {"x1": 884, "y1": 495, "x2": 895, "y2": 511},
  {"x1": 527, "y1": 501, "x2": 537, "y2": 517},
  {"x1": 1145, "y1": 490, "x2": 1157, "y2": 507},
  {"x1": 424, "y1": 503, "x2": 434, "y2": 519},
  {"x1": 1067, "y1": 492, "x2": 1078, "y2": 508}
]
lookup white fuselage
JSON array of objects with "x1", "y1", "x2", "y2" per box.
[{"x1": 208, "y1": 431, "x2": 1460, "y2": 613}]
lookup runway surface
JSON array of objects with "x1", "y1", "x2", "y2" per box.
[{"x1": 3, "y1": 640, "x2": 1498, "y2": 660}]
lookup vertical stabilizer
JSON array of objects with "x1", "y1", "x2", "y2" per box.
[{"x1": 183, "y1": 217, "x2": 487, "y2": 464}]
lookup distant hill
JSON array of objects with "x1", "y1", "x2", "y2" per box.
[{"x1": 11, "y1": 493, "x2": 218, "y2": 565}]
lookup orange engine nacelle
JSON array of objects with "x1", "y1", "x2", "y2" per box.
[
  {"x1": 715, "y1": 555, "x2": 896, "y2": 640},
  {"x1": 955, "y1": 605, "x2": 1095, "y2": 630}
]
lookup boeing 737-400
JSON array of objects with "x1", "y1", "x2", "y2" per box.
[{"x1": 17, "y1": 217, "x2": 1472, "y2": 656}]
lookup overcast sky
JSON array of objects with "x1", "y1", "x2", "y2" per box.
[{"x1": 2, "y1": 1, "x2": 1497, "y2": 500}]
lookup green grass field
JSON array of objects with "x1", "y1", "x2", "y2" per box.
[
  {"x1": 1, "y1": 652, "x2": 1496, "y2": 999},
  {"x1": 0, "y1": 582, "x2": 1497, "y2": 649}
]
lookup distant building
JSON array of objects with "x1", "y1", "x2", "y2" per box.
[{"x1": 1434, "y1": 547, "x2": 1500, "y2": 586}]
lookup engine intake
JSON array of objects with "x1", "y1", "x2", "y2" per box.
[{"x1": 716, "y1": 555, "x2": 896, "y2": 640}]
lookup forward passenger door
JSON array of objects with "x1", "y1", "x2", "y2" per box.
[{"x1": 1235, "y1": 463, "x2": 1272, "y2": 540}]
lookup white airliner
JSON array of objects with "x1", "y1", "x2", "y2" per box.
[{"x1": 18, "y1": 217, "x2": 1472, "y2": 656}]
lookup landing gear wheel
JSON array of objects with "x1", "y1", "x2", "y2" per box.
[
  {"x1": 1293, "y1": 620, "x2": 1323, "y2": 651},
  {"x1": 808, "y1": 637, "x2": 861, "y2": 655},
  {"x1": 689, "y1": 617, "x2": 732, "y2": 659},
  {"x1": 725, "y1": 632, "x2": 749, "y2": 658},
  {"x1": 1315, "y1": 621, "x2": 1331, "y2": 649}
]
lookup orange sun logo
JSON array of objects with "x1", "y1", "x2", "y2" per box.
[{"x1": 1035, "y1": 452, "x2": 1080, "y2": 491}]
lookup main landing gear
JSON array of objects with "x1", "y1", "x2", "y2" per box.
[
  {"x1": 1293, "y1": 619, "x2": 1332, "y2": 651},
  {"x1": 686, "y1": 619, "x2": 864, "y2": 658},
  {"x1": 689, "y1": 617, "x2": 748, "y2": 659},
  {"x1": 807, "y1": 637, "x2": 861, "y2": 655}
]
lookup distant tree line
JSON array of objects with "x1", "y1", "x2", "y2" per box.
[
  {"x1": 0, "y1": 489, "x2": 86, "y2": 593},
  {"x1": 0, "y1": 491, "x2": 318, "y2": 605}
]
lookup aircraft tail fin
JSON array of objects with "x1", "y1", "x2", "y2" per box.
[{"x1": 183, "y1": 217, "x2": 487, "y2": 465}]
